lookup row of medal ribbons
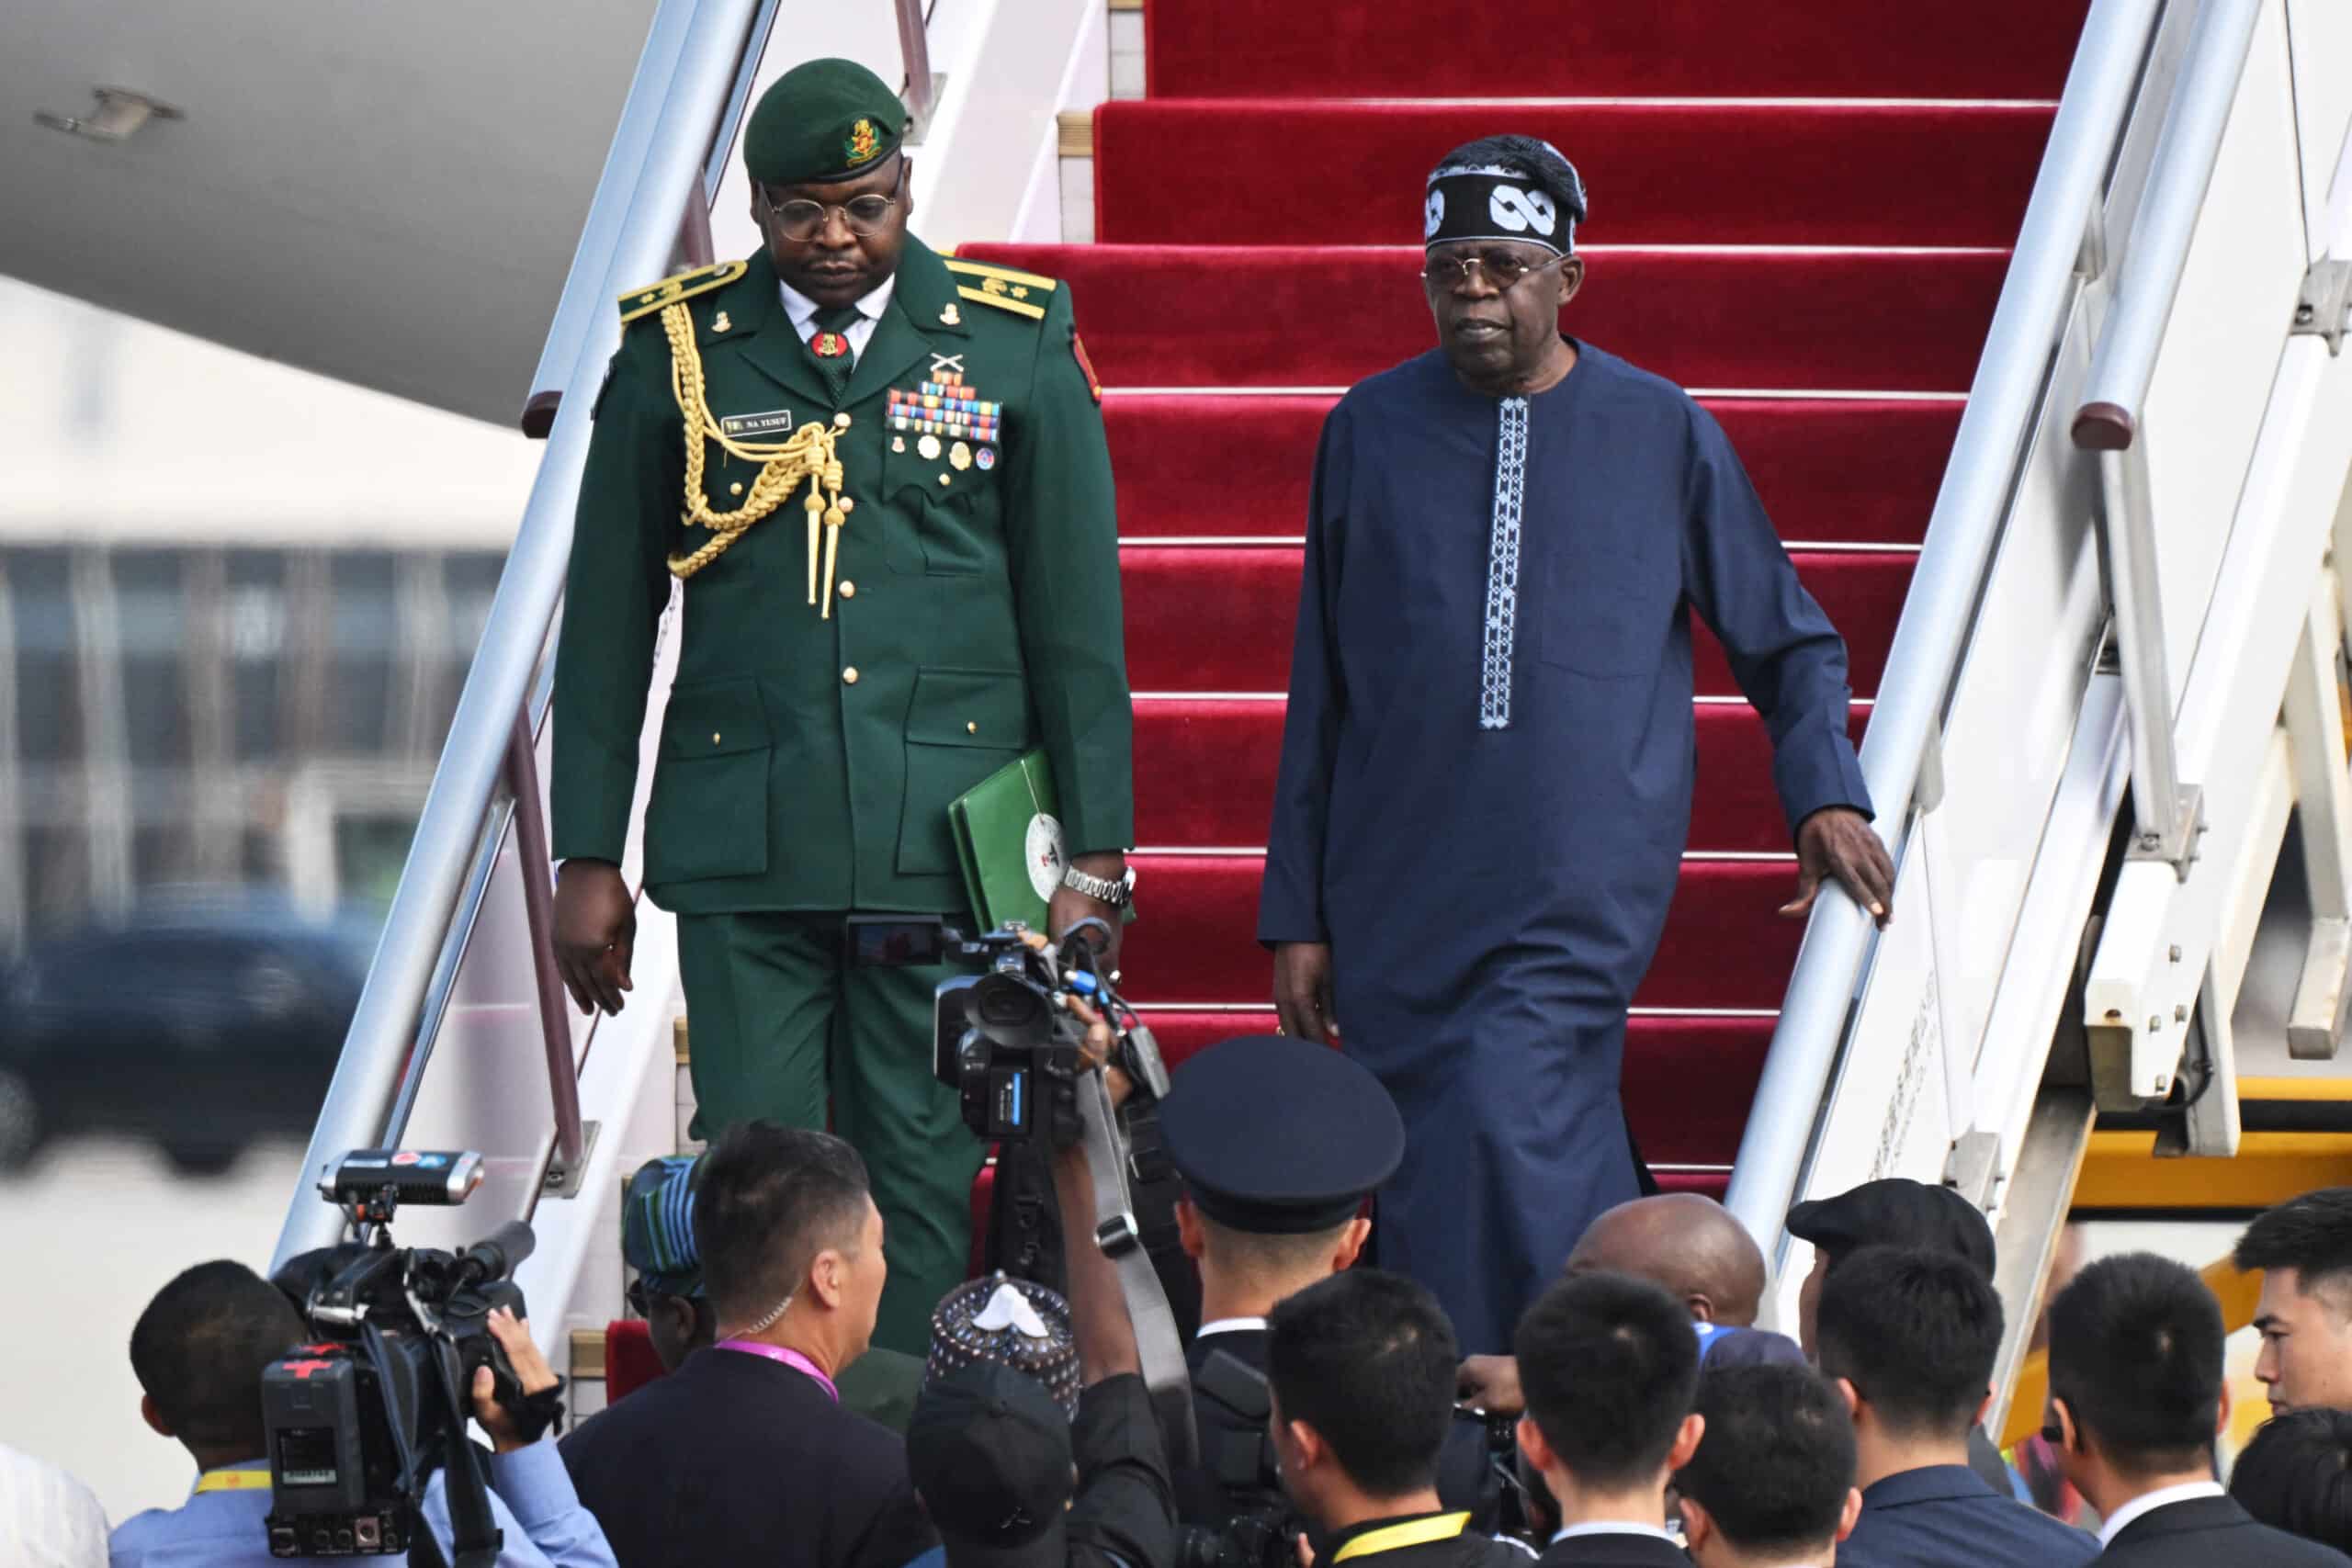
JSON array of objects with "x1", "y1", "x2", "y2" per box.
[{"x1": 888, "y1": 389, "x2": 1000, "y2": 446}]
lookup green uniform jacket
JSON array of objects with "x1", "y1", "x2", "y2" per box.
[{"x1": 550, "y1": 239, "x2": 1134, "y2": 915}]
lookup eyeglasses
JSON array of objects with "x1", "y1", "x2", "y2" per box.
[
  {"x1": 1420, "y1": 250, "x2": 1566, "y2": 291},
  {"x1": 760, "y1": 161, "x2": 907, "y2": 243}
]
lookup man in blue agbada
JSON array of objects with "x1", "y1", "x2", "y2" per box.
[{"x1": 1259, "y1": 135, "x2": 1896, "y2": 1353}]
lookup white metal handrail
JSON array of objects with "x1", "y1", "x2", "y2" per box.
[
  {"x1": 1721, "y1": 0, "x2": 2167, "y2": 1246},
  {"x1": 272, "y1": 0, "x2": 773, "y2": 1270}
]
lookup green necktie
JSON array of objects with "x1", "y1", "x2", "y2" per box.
[{"x1": 806, "y1": 304, "x2": 861, "y2": 402}]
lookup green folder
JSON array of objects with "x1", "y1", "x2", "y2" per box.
[{"x1": 948, "y1": 749, "x2": 1133, "y2": 933}]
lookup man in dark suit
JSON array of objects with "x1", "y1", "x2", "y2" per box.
[
  {"x1": 1817, "y1": 1247, "x2": 2096, "y2": 1566},
  {"x1": 560, "y1": 1122, "x2": 938, "y2": 1568},
  {"x1": 2045, "y1": 1253, "x2": 2350, "y2": 1566},
  {"x1": 1514, "y1": 1272, "x2": 1702, "y2": 1566},
  {"x1": 1264, "y1": 1270, "x2": 1525, "y2": 1568},
  {"x1": 1672, "y1": 1365, "x2": 1859, "y2": 1568}
]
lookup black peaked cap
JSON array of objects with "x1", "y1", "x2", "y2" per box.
[{"x1": 1157, "y1": 1035, "x2": 1404, "y2": 1235}]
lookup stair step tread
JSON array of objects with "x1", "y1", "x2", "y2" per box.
[
  {"x1": 1095, "y1": 100, "x2": 2053, "y2": 249},
  {"x1": 1142, "y1": 0, "x2": 2088, "y2": 100},
  {"x1": 961, "y1": 243, "x2": 2007, "y2": 392},
  {"x1": 1140, "y1": 1008, "x2": 1770, "y2": 1168},
  {"x1": 1106, "y1": 394, "x2": 1959, "y2": 545},
  {"x1": 1132, "y1": 695, "x2": 1866, "y2": 852},
  {"x1": 1121, "y1": 854, "x2": 1806, "y2": 1012},
  {"x1": 1116, "y1": 544, "x2": 1909, "y2": 698}
]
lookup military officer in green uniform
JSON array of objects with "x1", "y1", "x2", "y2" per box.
[{"x1": 548, "y1": 59, "x2": 1136, "y2": 1355}]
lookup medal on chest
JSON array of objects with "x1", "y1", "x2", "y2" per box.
[{"x1": 888, "y1": 359, "x2": 1001, "y2": 474}]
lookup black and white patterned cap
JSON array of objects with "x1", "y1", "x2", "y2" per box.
[
  {"x1": 1424, "y1": 138, "x2": 1588, "y2": 254},
  {"x1": 925, "y1": 1273, "x2": 1081, "y2": 1418}
]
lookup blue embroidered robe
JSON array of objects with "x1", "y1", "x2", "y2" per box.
[{"x1": 1258, "y1": 342, "x2": 1871, "y2": 1351}]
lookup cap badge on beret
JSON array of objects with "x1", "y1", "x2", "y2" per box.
[{"x1": 846, "y1": 118, "x2": 880, "y2": 165}]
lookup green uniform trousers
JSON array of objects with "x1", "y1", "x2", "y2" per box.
[{"x1": 676, "y1": 910, "x2": 985, "y2": 1357}]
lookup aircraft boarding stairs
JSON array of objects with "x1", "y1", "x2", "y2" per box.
[{"x1": 272, "y1": 0, "x2": 2352, "y2": 1440}]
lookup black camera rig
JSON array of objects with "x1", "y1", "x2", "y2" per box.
[{"x1": 263, "y1": 1150, "x2": 556, "y2": 1563}]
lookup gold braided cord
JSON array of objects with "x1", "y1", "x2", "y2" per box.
[{"x1": 660, "y1": 302, "x2": 852, "y2": 609}]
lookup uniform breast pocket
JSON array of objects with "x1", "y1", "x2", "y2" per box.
[
  {"x1": 644, "y1": 677, "x2": 772, "y2": 885},
  {"x1": 896, "y1": 667, "x2": 1035, "y2": 875},
  {"x1": 882, "y1": 418, "x2": 1004, "y2": 576},
  {"x1": 1537, "y1": 517, "x2": 1679, "y2": 678}
]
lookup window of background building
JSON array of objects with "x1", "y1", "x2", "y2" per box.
[
  {"x1": 226, "y1": 551, "x2": 288, "y2": 763},
  {"x1": 327, "y1": 551, "x2": 398, "y2": 755},
  {"x1": 8, "y1": 549, "x2": 77, "y2": 767},
  {"x1": 113, "y1": 550, "x2": 191, "y2": 773}
]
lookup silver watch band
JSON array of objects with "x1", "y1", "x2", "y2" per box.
[{"x1": 1061, "y1": 864, "x2": 1136, "y2": 907}]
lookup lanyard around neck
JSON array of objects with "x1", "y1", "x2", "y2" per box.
[
  {"x1": 1332, "y1": 1513, "x2": 1471, "y2": 1563},
  {"x1": 195, "y1": 1469, "x2": 275, "y2": 1494},
  {"x1": 716, "y1": 1337, "x2": 840, "y2": 1404}
]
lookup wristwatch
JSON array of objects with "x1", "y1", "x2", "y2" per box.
[{"x1": 1061, "y1": 863, "x2": 1137, "y2": 908}]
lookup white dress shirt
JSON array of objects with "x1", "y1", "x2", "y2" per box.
[
  {"x1": 0, "y1": 1442, "x2": 108, "y2": 1568},
  {"x1": 777, "y1": 274, "x2": 897, "y2": 365},
  {"x1": 2096, "y1": 1479, "x2": 2228, "y2": 1546},
  {"x1": 1196, "y1": 1316, "x2": 1269, "y2": 1338},
  {"x1": 1550, "y1": 1521, "x2": 1678, "y2": 1544}
]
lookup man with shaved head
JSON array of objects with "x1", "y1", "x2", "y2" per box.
[
  {"x1": 1566, "y1": 1192, "x2": 1769, "y2": 1328},
  {"x1": 1458, "y1": 1194, "x2": 1800, "y2": 1416}
]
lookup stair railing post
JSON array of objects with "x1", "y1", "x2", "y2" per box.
[{"x1": 503, "y1": 708, "x2": 584, "y2": 1173}]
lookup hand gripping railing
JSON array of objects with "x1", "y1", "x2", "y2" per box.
[
  {"x1": 1721, "y1": 0, "x2": 2168, "y2": 1248},
  {"x1": 272, "y1": 0, "x2": 774, "y2": 1270},
  {"x1": 2072, "y1": 0, "x2": 2262, "y2": 875}
]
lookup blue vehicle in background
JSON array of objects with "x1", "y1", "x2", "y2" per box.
[{"x1": 0, "y1": 891, "x2": 376, "y2": 1173}]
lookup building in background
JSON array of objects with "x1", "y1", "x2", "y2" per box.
[{"x1": 0, "y1": 277, "x2": 542, "y2": 952}]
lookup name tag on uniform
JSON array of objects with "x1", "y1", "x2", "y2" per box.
[{"x1": 718, "y1": 408, "x2": 796, "y2": 438}]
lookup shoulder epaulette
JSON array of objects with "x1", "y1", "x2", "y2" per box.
[
  {"x1": 944, "y1": 258, "x2": 1057, "y2": 321},
  {"x1": 618, "y1": 260, "x2": 749, "y2": 324}
]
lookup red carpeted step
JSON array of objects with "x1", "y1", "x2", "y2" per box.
[
  {"x1": 1141, "y1": 1009, "x2": 1769, "y2": 1170},
  {"x1": 1120, "y1": 546, "x2": 1910, "y2": 698},
  {"x1": 1145, "y1": 0, "x2": 2088, "y2": 100},
  {"x1": 962, "y1": 243, "x2": 2004, "y2": 392},
  {"x1": 1132, "y1": 696, "x2": 1868, "y2": 853},
  {"x1": 1096, "y1": 101, "x2": 2053, "y2": 250},
  {"x1": 1109, "y1": 395, "x2": 1960, "y2": 544},
  {"x1": 1123, "y1": 854, "x2": 1804, "y2": 1010}
]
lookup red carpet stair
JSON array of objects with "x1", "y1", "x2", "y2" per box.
[{"x1": 967, "y1": 0, "x2": 2088, "y2": 1190}]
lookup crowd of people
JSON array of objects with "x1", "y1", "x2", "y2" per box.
[{"x1": 1, "y1": 1042, "x2": 2345, "y2": 1568}]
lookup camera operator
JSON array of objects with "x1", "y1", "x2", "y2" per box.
[
  {"x1": 110, "y1": 1260, "x2": 615, "y2": 1568},
  {"x1": 905, "y1": 990, "x2": 1177, "y2": 1568},
  {"x1": 1262, "y1": 1269, "x2": 1525, "y2": 1568}
]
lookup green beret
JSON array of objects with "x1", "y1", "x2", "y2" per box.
[{"x1": 744, "y1": 58, "x2": 905, "y2": 186}]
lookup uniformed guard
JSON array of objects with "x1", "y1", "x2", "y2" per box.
[
  {"x1": 1153, "y1": 1036, "x2": 1412, "y2": 1528},
  {"x1": 548, "y1": 58, "x2": 1135, "y2": 1356}
]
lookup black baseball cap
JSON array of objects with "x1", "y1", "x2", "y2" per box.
[
  {"x1": 1785, "y1": 1179, "x2": 1996, "y2": 1280},
  {"x1": 907, "y1": 1361, "x2": 1073, "y2": 1568}
]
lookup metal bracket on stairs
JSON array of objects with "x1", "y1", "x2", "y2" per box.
[
  {"x1": 1942, "y1": 1129, "x2": 2003, "y2": 1208},
  {"x1": 542, "y1": 1119, "x2": 605, "y2": 1199},
  {"x1": 2291, "y1": 260, "x2": 2352, "y2": 355}
]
